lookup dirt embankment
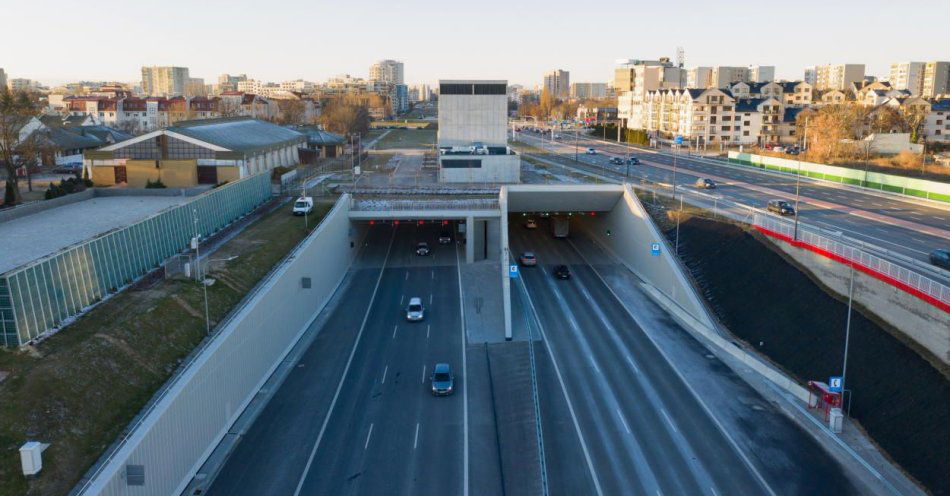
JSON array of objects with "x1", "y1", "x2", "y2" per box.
[{"x1": 652, "y1": 209, "x2": 949, "y2": 495}]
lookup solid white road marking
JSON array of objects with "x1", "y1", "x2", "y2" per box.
[
  {"x1": 626, "y1": 355, "x2": 640, "y2": 374},
  {"x1": 517, "y1": 277, "x2": 605, "y2": 496},
  {"x1": 661, "y1": 409, "x2": 679, "y2": 434},
  {"x1": 414, "y1": 422, "x2": 420, "y2": 450},
  {"x1": 454, "y1": 242, "x2": 470, "y2": 496},
  {"x1": 381, "y1": 365, "x2": 388, "y2": 384},
  {"x1": 364, "y1": 423, "x2": 374, "y2": 450},
  {"x1": 616, "y1": 408, "x2": 631, "y2": 433},
  {"x1": 590, "y1": 354, "x2": 602, "y2": 374},
  {"x1": 292, "y1": 227, "x2": 396, "y2": 496}
]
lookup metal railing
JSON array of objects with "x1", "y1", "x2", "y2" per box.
[
  {"x1": 350, "y1": 197, "x2": 500, "y2": 211},
  {"x1": 632, "y1": 182, "x2": 950, "y2": 307}
]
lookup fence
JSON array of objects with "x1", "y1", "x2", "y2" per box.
[
  {"x1": 630, "y1": 182, "x2": 950, "y2": 312},
  {"x1": 728, "y1": 152, "x2": 950, "y2": 203},
  {"x1": 0, "y1": 173, "x2": 272, "y2": 347},
  {"x1": 350, "y1": 197, "x2": 500, "y2": 211}
]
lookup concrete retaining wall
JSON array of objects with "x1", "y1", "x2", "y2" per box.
[
  {"x1": 728, "y1": 152, "x2": 950, "y2": 202},
  {"x1": 761, "y1": 232, "x2": 949, "y2": 365},
  {"x1": 575, "y1": 184, "x2": 715, "y2": 329},
  {"x1": 79, "y1": 195, "x2": 366, "y2": 496}
]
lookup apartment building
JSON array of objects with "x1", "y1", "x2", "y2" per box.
[
  {"x1": 889, "y1": 62, "x2": 925, "y2": 95},
  {"x1": 280, "y1": 80, "x2": 315, "y2": 93},
  {"x1": 141, "y1": 66, "x2": 190, "y2": 96},
  {"x1": 369, "y1": 60, "x2": 405, "y2": 85},
  {"x1": 570, "y1": 82, "x2": 607, "y2": 99},
  {"x1": 543, "y1": 69, "x2": 570, "y2": 98},
  {"x1": 813, "y1": 64, "x2": 865, "y2": 90},
  {"x1": 8, "y1": 78, "x2": 37, "y2": 92},
  {"x1": 615, "y1": 59, "x2": 686, "y2": 100},
  {"x1": 0, "y1": 68, "x2": 6, "y2": 91},
  {"x1": 803, "y1": 66, "x2": 817, "y2": 86},
  {"x1": 748, "y1": 65, "x2": 775, "y2": 83},
  {"x1": 921, "y1": 61, "x2": 950, "y2": 98}
]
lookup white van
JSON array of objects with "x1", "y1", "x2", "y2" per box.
[{"x1": 293, "y1": 197, "x2": 314, "y2": 216}]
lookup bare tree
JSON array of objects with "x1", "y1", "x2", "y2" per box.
[
  {"x1": 0, "y1": 88, "x2": 41, "y2": 205},
  {"x1": 278, "y1": 99, "x2": 306, "y2": 125}
]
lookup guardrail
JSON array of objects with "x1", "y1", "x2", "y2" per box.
[
  {"x1": 350, "y1": 198, "x2": 500, "y2": 211},
  {"x1": 632, "y1": 182, "x2": 950, "y2": 310}
]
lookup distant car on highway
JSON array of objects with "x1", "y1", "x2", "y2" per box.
[
  {"x1": 553, "y1": 265, "x2": 571, "y2": 279},
  {"x1": 554, "y1": 134, "x2": 562, "y2": 140},
  {"x1": 609, "y1": 157, "x2": 623, "y2": 165},
  {"x1": 406, "y1": 297, "x2": 425, "y2": 322},
  {"x1": 627, "y1": 157, "x2": 640, "y2": 165},
  {"x1": 430, "y1": 363, "x2": 454, "y2": 396},
  {"x1": 767, "y1": 199, "x2": 796, "y2": 216},
  {"x1": 929, "y1": 249, "x2": 950, "y2": 270},
  {"x1": 586, "y1": 148, "x2": 597, "y2": 155},
  {"x1": 694, "y1": 178, "x2": 717, "y2": 189},
  {"x1": 415, "y1": 242, "x2": 430, "y2": 256},
  {"x1": 292, "y1": 197, "x2": 314, "y2": 216},
  {"x1": 438, "y1": 231, "x2": 452, "y2": 244},
  {"x1": 525, "y1": 218, "x2": 538, "y2": 229},
  {"x1": 520, "y1": 252, "x2": 537, "y2": 266}
]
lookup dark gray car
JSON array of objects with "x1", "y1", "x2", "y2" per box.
[{"x1": 430, "y1": 363, "x2": 454, "y2": 396}]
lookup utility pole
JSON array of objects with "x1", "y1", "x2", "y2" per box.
[
  {"x1": 840, "y1": 264, "x2": 855, "y2": 410},
  {"x1": 193, "y1": 208, "x2": 211, "y2": 335}
]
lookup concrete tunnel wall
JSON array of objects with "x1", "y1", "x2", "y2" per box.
[
  {"x1": 84, "y1": 195, "x2": 369, "y2": 496},
  {"x1": 571, "y1": 184, "x2": 716, "y2": 330}
]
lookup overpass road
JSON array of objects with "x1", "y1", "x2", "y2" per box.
[
  {"x1": 509, "y1": 217, "x2": 863, "y2": 495},
  {"x1": 516, "y1": 131, "x2": 950, "y2": 271}
]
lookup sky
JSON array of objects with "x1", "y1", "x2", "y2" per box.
[{"x1": 2, "y1": 0, "x2": 948, "y2": 88}]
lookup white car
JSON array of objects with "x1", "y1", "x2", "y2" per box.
[
  {"x1": 406, "y1": 297, "x2": 425, "y2": 322},
  {"x1": 293, "y1": 197, "x2": 314, "y2": 216},
  {"x1": 586, "y1": 148, "x2": 597, "y2": 155}
]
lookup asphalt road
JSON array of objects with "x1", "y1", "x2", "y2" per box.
[
  {"x1": 207, "y1": 223, "x2": 469, "y2": 496},
  {"x1": 516, "y1": 131, "x2": 950, "y2": 269},
  {"x1": 509, "y1": 217, "x2": 861, "y2": 495}
]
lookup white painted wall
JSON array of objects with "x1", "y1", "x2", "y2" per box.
[{"x1": 83, "y1": 195, "x2": 367, "y2": 496}]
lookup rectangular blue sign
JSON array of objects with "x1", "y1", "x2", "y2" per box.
[
  {"x1": 828, "y1": 376, "x2": 843, "y2": 392},
  {"x1": 509, "y1": 264, "x2": 519, "y2": 278},
  {"x1": 651, "y1": 242, "x2": 661, "y2": 256}
]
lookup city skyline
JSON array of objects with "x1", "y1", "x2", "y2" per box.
[{"x1": 2, "y1": 0, "x2": 948, "y2": 88}]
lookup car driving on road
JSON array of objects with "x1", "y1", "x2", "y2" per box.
[
  {"x1": 767, "y1": 199, "x2": 796, "y2": 216},
  {"x1": 930, "y1": 249, "x2": 950, "y2": 270},
  {"x1": 627, "y1": 157, "x2": 640, "y2": 165},
  {"x1": 586, "y1": 147, "x2": 597, "y2": 155},
  {"x1": 415, "y1": 242, "x2": 430, "y2": 256},
  {"x1": 609, "y1": 157, "x2": 623, "y2": 165},
  {"x1": 430, "y1": 363, "x2": 454, "y2": 396},
  {"x1": 438, "y1": 231, "x2": 452, "y2": 244},
  {"x1": 695, "y1": 178, "x2": 717, "y2": 189},
  {"x1": 292, "y1": 197, "x2": 314, "y2": 216},
  {"x1": 406, "y1": 297, "x2": 425, "y2": 322},
  {"x1": 553, "y1": 265, "x2": 571, "y2": 279},
  {"x1": 525, "y1": 218, "x2": 537, "y2": 229},
  {"x1": 520, "y1": 252, "x2": 537, "y2": 266}
]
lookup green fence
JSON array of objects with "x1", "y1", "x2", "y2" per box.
[
  {"x1": 728, "y1": 152, "x2": 950, "y2": 203},
  {"x1": 0, "y1": 173, "x2": 272, "y2": 347}
]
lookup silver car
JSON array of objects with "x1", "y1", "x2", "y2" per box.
[{"x1": 406, "y1": 297, "x2": 425, "y2": 322}]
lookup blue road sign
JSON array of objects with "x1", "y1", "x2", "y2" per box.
[
  {"x1": 674, "y1": 135, "x2": 684, "y2": 145},
  {"x1": 509, "y1": 264, "x2": 519, "y2": 279},
  {"x1": 828, "y1": 376, "x2": 843, "y2": 392},
  {"x1": 651, "y1": 242, "x2": 661, "y2": 256}
]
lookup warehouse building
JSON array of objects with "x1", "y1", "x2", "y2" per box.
[
  {"x1": 84, "y1": 117, "x2": 305, "y2": 187},
  {"x1": 437, "y1": 80, "x2": 519, "y2": 183}
]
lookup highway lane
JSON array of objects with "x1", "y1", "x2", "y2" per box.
[
  {"x1": 510, "y1": 217, "x2": 861, "y2": 495},
  {"x1": 517, "y1": 131, "x2": 950, "y2": 266},
  {"x1": 207, "y1": 223, "x2": 468, "y2": 496}
]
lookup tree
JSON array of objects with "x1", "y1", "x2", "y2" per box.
[
  {"x1": 278, "y1": 99, "x2": 307, "y2": 125},
  {"x1": 0, "y1": 87, "x2": 41, "y2": 205},
  {"x1": 319, "y1": 97, "x2": 370, "y2": 136},
  {"x1": 798, "y1": 104, "x2": 868, "y2": 162},
  {"x1": 868, "y1": 106, "x2": 908, "y2": 134}
]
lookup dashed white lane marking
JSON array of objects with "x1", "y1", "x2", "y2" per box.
[
  {"x1": 405, "y1": 271, "x2": 409, "y2": 280},
  {"x1": 413, "y1": 423, "x2": 421, "y2": 450},
  {"x1": 400, "y1": 294, "x2": 405, "y2": 305},
  {"x1": 364, "y1": 423, "x2": 374, "y2": 450},
  {"x1": 421, "y1": 364, "x2": 426, "y2": 383},
  {"x1": 616, "y1": 408, "x2": 631, "y2": 433},
  {"x1": 590, "y1": 354, "x2": 602, "y2": 374},
  {"x1": 430, "y1": 293, "x2": 433, "y2": 305},
  {"x1": 392, "y1": 325, "x2": 398, "y2": 339},
  {"x1": 381, "y1": 365, "x2": 388, "y2": 384},
  {"x1": 426, "y1": 324, "x2": 431, "y2": 339}
]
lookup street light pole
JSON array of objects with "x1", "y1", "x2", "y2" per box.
[
  {"x1": 840, "y1": 263, "x2": 855, "y2": 407},
  {"x1": 193, "y1": 208, "x2": 210, "y2": 336}
]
